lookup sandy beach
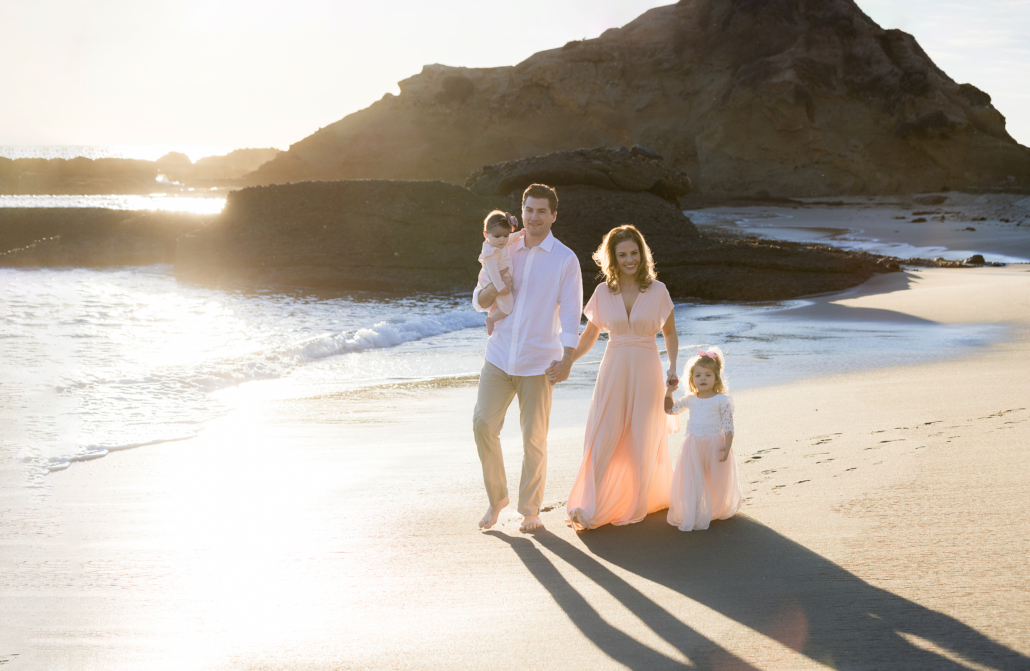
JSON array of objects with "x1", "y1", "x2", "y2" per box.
[{"x1": 3, "y1": 258, "x2": 1030, "y2": 669}]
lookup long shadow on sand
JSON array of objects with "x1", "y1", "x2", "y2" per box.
[{"x1": 492, "y1": 515, "x2": 1029, "y2": 671}]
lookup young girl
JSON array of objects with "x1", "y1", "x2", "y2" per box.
[
  {"x1": 665, "y1": 346, "x2": 741, "y2": 531},
  {"x1": 478, "y1": 210, "x2": 521, "y2": 335}
]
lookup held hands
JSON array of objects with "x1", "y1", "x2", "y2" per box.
[
  {"x1": 666, "y1": 367, "x2": 678, "y2": 389},
  {"x1": 545, "y1": 355, "x2": 573, "y2": 384}
]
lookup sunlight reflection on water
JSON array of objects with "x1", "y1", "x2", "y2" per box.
[{"x1": 0, "y1": 194, "x2": 225, "y2": 214}]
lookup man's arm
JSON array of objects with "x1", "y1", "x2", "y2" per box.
[
  {"x1": 472, "y1": 283, "x2": 495, "y2": 312},
  {"x1": 545, "y1": 255, "x2": 585, "y2": 384}
]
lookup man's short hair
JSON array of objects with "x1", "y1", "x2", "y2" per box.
[{"x1": 522, "y1": 183, "x2": 558, "y2": 213}]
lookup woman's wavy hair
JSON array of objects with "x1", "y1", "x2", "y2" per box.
[
  {"x1": 592, "y1": 225, "x2": 657, "y2": 294},
  {"x1": 686, "y1": 345, "x2": 729, "y2": 394}
]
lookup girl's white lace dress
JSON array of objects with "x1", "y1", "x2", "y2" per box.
[{"x1": 666, "y1": 393, "x2": 741, "y2": 531}]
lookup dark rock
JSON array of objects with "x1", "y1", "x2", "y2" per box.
[
  {"x1": 243, "y1": 1, "x2": 1030, "y2": 196},
  {"x1": 963, "y1": 227, "x2": 976, "y2": 231},
  {"x1": 957, "y1": 83, "x2": 991, "y2": 107},
  {"x1": 0, "y1": 209, "x2": 210, "y2": 266},
  {"x1": 174, "y1": 179, "x2": 890, "y2": 301},
  {"x1": 964, "y1": 254, "x2": 986, "y2": 265},
  {"x1": 175, "y1": 180, "x2": 506, "y2": 291},
  {"x1": 913, "y1": 194, "x2": 948, "y2": 205},
  {"x1": 911, "y1": 217, "x2": 927, "y2": 222},
  {"x1": 630, "y1": 145, "x2": 663, "y2": 160},
  {"x1": 465, "y1": 147, "x2": 691, "y2": 203}
]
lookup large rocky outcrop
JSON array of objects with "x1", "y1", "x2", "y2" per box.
[
  {"x1": 174, "y1": 181, "x2": 506, "y2": 290},
  {"x1": 465, "y1": 146, "x2": 692, "y2": 203},
  {"x1": 245, "y1": 0, "x2": 1030, "y2": 197},
  {"x1": 173, "y1": 176, "x2": 894, "y2": 300}
]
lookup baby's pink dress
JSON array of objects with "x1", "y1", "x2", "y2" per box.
[
  {"x1": 666, "y1": 393, "x2": 741, "y2": 531},
  {"x1": 478, "y1": 242, "x2": 514, "y2": 315},
  {"x1": 567, "y1": 281, "x2": 674, "y2": 530}
]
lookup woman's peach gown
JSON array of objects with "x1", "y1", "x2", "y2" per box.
[{"x1": 567, "y1": 280, "x2": 674, "y2": 530}]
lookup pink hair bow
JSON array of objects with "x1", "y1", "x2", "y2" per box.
[
  {"x1": 697, "y1": 348, "x2": 719, "y2": 361},
  {"x1": 505, "y1": 212, "x2": 520, "y2": 229}
]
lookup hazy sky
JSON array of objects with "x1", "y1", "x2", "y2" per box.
[{"x1": 2, "y1": 0, "x2": 1028, "y2": 151}]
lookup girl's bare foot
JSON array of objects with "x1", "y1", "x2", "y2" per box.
[{"x1": 478, "y1": 496, "x2": 508, "y2": 529}]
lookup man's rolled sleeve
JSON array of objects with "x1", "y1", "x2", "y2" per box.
[
  {"x1": 557, "y1": 255, "x2": 584, "y2": 350},
  {"x1": 472, "y1": 284, "x2": 488, "y2": 313}
]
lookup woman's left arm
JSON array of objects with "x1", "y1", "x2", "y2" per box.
[{"x1": 661, "y1": 309, "x2": 679, "y2": 386}]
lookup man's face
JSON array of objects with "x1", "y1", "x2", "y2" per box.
[{"x1": 522, "y1": 197, "x2": 556, "y2": 240}]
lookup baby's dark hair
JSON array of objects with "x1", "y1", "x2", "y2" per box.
[{"x1": 484, "y1": 210, "x2": 517, "y2": 233}]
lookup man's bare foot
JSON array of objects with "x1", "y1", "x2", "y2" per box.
[
  {"x1": 478, "y1": 496, "x2": 508, "y2": 529},
  {"x1": 520, "y1": 515, "x2": 544, "y2": 532}
]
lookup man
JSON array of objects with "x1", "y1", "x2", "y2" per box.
[{"x1": 472, "y1": 183, "x2": 583, "y2": 532}]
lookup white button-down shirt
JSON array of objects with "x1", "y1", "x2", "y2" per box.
[{"x1": 472, "y1": 231, "x2": 583, "y2": 376}]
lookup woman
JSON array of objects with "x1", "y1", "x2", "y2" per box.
[{"x1": 566, "y1": 225, "x2": 679, "y2": 530}]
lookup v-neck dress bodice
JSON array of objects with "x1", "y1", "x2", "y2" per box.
[{"x1": 567, "y1": 280, "x2": 675, "y2": 530}]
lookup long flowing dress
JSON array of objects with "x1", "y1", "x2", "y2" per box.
[
  {"x1": 566, "y1": 280, "x2": 675, "y2": 530},
  {"x1": 666, "y1": 393, "x2": 742, "y2": 531}
]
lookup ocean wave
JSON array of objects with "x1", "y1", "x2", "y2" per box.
[
  {"x1": 42, "y1": 309, "x2": 484, "y2": 474},
  {"x1": 288, "y1": 310, "x2": 484, "y2": 361}
]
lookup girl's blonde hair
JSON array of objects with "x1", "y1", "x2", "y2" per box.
[
  {"x1": 686, "y1": 345, "x2": 729, "y2": 394},
  {"x1": 592, "y1": 225, "x2": 657, "y2": 294}
]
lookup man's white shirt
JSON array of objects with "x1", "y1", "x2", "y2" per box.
[{"x1": 472, "y1": 231, "x2": 583, "y2": 376}]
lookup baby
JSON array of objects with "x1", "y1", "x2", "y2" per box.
[{"x1": 479, "y1": 210, "x2": 520, "y2": 335}]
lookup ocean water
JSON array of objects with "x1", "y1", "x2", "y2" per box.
[
  {"x1": 0, "y1": 194, "x2": 226, "y2": 214},
  {"x1": 0, "y1": 145, "x2": 238, "y2": 163},
  {"x1": 0, "y1": 265, "x2": 996, "y2": 487}
]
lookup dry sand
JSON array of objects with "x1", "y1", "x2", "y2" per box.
[{"x1": 2, "y1": 265, "x2": 1029, "y2": 670}]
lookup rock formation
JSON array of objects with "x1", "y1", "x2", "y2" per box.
[
  {"x1": 174, "y1": 181, "x2": 505, "y2": 290},
  {"x1": 245, "y1": 0, "x2": 1030, "y2": 197},
  {"x1": 0, "y1": 209, "x2": 211, "y2": 267},
  {"x1": 173, "y1": 165, "x2": 895, "y2": 300},
  {"x1": 465, "y1": 146, "x2": 692, "y2": 203}
]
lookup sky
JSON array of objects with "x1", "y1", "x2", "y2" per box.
[{"x1": 2, "y1": 0, "x2": 1028, "y2": 153}]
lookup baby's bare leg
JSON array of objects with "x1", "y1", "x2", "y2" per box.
[{"x1": 485, "y1": 308, "x2": 510, "y2": 336}]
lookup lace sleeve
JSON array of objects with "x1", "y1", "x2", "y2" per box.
[
  {"x1": 667, "y1": 395, "x2": 690, "y2": 415},
  {"x1": 720, "y1": 395, "x2": 735, "y2": 433}
]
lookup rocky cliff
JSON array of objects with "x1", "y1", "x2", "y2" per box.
[{"x1": 245, "y1": 0, "x2": 1030, "y2": 197}]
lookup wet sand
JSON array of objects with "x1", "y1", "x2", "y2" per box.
[
  {"x1": 3, "y1": 265, "x2": 1029, "y2": 670},
  {"x1": 687, "y1": 194, "x2": 1030, "y2": 264}
]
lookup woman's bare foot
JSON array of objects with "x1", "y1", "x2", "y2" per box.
[
  {"x1": 520, "y1": 515, "x2": 543, "y2": 532},
  {"x1": 478, "y1": 496, "x2": 508, "y2": 529}
]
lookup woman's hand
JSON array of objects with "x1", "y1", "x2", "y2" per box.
[{"x1": 666, "y1": 367, "x2": 678, "y2": 388}]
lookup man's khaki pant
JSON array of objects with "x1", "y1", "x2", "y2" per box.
[{"x1": 473, "y1": 361, "x2": 553, "y2": 516}]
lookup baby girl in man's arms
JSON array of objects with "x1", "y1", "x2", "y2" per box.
[{"x1": 479, "y1": 210, "x2": 522, "y2": 335}]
